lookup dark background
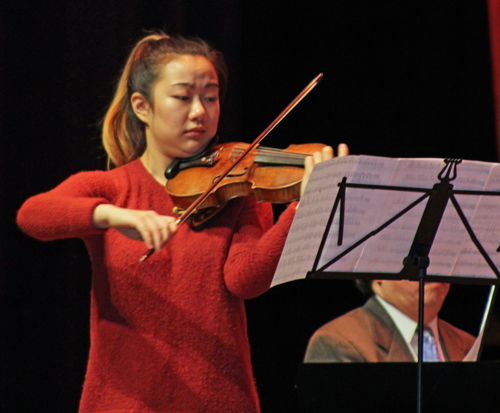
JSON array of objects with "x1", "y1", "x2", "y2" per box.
[{"x1": 1, "y1": 1, "x2": 499, "y2": 412}]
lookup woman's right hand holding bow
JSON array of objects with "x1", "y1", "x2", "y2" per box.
[{"x1": 93, "y1": 204, "x2": 178, "y2": 253}]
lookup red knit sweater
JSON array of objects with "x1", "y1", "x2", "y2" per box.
[{"x1": 17, "y1": 159, "x2": 297, "y2": 413}]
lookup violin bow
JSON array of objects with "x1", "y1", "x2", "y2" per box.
[{"x1": 139, "y1": 73, "x2": 323, "y2": 262}]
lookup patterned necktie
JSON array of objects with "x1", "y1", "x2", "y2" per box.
[{"x1": 422, "y1": 326, "x2": 442, "y2": 362}]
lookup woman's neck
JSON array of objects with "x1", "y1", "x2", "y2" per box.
[{"x1": 140, "y1": 149, "x2": 172, "y2": 186}]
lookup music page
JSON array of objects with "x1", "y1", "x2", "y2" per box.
[{"x1": 272, "y1": 155, "x2": 500, "y2": 287}]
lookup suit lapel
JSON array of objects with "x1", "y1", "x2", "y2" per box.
[
  {"x1": 438, "y1": 319, "x2": 462, "y2": 361},
  {"x1": 365, "y1": 297, "x2": 414, "y2": 362}
]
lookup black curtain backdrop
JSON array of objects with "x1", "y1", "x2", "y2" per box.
[{"x1": 1, "y1": 1, "x2": 499, "y2": 412}]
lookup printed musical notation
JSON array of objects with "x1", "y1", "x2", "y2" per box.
[{"x1": 272, "y1": 155, "x2": 500, "y2": 287}]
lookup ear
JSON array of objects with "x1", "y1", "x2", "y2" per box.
[
  {"x1": 131, "y1": 92, "x2": 151, "y2": 125},
  {"x1": 372, "y1": 280, "x2": 383, "y2": 296}
]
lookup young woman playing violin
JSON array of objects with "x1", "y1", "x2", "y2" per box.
[{"x1": 17, "y1": 32, "x2": 348, "y2": 412}]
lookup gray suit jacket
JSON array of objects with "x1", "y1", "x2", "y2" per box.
[{"x1": 304, "y1": 296, "x2": 476, "y2": 363}]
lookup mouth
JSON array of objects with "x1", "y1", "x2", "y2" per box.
[
  {"x1": 185, "y1": 127, "x2": 206, "y2": 137},
  {"x1": 423, "y1": 282, "x2": 449, "y2": 290}
]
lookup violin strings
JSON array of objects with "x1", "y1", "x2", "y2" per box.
[{"x1": 232, "y1": 145, "x2": 310, "y2": 161}]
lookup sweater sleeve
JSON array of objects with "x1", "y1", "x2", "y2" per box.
[
  {"x1": 223, "y1": 198, "x2": 297, "y2": 299},
  {"x1": 16, "y1": 171, "x2": 115, "y2": 241}
]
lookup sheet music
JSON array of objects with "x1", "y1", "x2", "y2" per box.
[
  {"x1": 272, "y1": 155, "x2": 500, "y2": 287},
  {"x1": 452, "y1": 164, "x2": 500, "y2": 278},
  {"x1": 463, "y1": 285, "x2": 496, "y2": 361}
]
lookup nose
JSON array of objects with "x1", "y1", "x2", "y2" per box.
[{"x1": 189, "y1": 97, "x2": 207, "y2": 123}]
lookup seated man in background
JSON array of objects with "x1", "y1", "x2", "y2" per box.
[{"x1": 304, "y1": 279, "x2": 475, "y2": 363}]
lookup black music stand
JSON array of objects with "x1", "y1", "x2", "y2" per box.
[
  {"x1": 296, "y1": 362, "x2": 500, "y2": 413},
  {"x1": 304, "y1": 159, "x2": 500, "y2": 413}
]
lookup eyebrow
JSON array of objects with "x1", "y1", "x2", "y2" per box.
[{"x1": 171, "y1": 82, "x2": 219, "y2": 89}]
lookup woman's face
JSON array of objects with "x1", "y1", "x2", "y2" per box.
[{"x1": 138, "y1": 54, "x2": 220, "y2": 164}]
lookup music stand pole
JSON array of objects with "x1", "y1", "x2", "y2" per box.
[{"x1": 415, "y1": 256, "x2": 430, "y2": 413}]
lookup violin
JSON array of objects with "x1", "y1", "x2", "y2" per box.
[
  {"x1": 166, "y1": 141, "x2": 327, "y2": 226},
  {"x1": 138, "y1": 73, "x2": 324, "y2": 262}
]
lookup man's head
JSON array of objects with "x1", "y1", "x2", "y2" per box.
[{"x1": 358, "y1": 279, "x2": 450, "y2": 324}]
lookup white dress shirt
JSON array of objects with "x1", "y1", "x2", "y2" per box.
[{"x1": 375, "y1": 294, "x2": 446, "y2": 361}]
